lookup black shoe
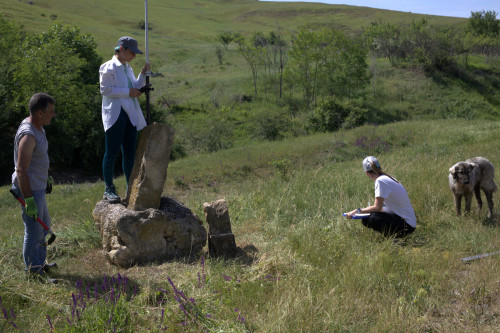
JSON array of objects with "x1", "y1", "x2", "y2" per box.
[
  {"x1": 27, "y1": 271, "x2": 58, "y2": 284},
  {"x1": 47, "y1": 277, "x2": 58, "y2": 284},
  {"x1": 103, "y1": 184, "x2": 121, "y2": 203},
  {"x1": 42, "y1": 262, "x2": 58, "y2": 273}
]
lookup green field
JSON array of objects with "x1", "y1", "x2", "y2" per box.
[
  {"x1": 1, "y1": 119, "x2": 500, "y2": 331},
  {"x1": 1, "y1": 0, "x2": 500, "y2": 331}
]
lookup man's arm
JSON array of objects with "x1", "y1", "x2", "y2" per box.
[{"x1": 16, "y1": 134, "x2": 36, "y2": 198}]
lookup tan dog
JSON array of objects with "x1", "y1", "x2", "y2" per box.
[{"x1": 449, "y1": 157, "x2": 497, "y2": 217}]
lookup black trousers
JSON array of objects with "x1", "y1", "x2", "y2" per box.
[{"x1": 361, "y1": 212, "x2": 415, "y2": 238}]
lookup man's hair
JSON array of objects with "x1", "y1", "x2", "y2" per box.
[{"x1": 29, "y1": 93, "x2": 55, "y2": 114}]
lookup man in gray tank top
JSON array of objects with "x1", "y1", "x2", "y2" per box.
[{"x1": 11, "y1": 93, "x2": 57, "y2": 282}]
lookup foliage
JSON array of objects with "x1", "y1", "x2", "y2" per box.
[
  {"x1": 286, "y1": 25, "x2": 369, "y2": 107},
  {"x1": 306, "y1": 96, "x2": 367, "y2": 133},
  {"x1": 249, "y1": 107, "x2": 292, "y2": 141},
  {"x1": 137, "y1": 19, "x2": 152, "y2": 31},
  {"x1": 183, "y1": 107, "x2": 234, "y2": 153},
  {"x1": 467, "y1": 10, "x2": 499, "y2": 37},
  {"x1": 236, "y1": 33, "x2": 265, "y2": 98},
  {"x1": 0, "y1": 15, "x2": 23, "y2": 184},
  {"x1": 364, "y1": 21, "x2": 403, "y2": 65},
  {"x1": 216, "y1": 31, "x2": 235, "y2": 50},
  {"x1": 439, "y1": 101, "x2": 477, "y2": 119},
  {"x1": 215, "y1": 45, "x2": 224, "y2": 65},
  {"x1": 13, "y1": 23, "x2": 104, "y2": 176}
]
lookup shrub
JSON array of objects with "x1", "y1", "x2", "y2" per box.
[
  {"x1": 306, "y1": 96, "x2": 367, "y2": 133},
  {"x1": 250, "y1": 108, "x2": 292, "y2": 141},
  {"x1": 184, "y1": 108, "x2": 234, "y2": 153},
  {"x1": 439, "y1": 101, "x2": 477, "y2": 119}
]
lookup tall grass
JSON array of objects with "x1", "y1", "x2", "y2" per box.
[{"x1": 1, "y1": 119, "x2": 500, "y2": 331}]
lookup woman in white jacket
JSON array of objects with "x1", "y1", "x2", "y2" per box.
[
  {"x1": 99, "y1": 36, "x2": 150, "y2": 203},
  {"x1": 345, "y1": 156, "x2": 416, "y2": 238}
]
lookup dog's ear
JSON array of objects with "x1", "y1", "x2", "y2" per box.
[
  {"x1": 449, "y1": 166, "x2": 456, "y2": 175},
  {"x1": 468, "y1": 162, "x2": 477, "y2": 172}
]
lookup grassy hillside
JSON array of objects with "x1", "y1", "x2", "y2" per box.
[
  {"x1": 1, "y1": 3, "x2": 499, "y2": 330},
  {"x1": 0, "y1": 0, "x2": 470, "y2": 107},
  {"x1": 1, "y1": 118, "x2": 500, "y2": 331}
]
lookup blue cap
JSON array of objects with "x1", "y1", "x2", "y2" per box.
[{"x1": 117, "y1": 36, "x2": 143, "y2": 54}]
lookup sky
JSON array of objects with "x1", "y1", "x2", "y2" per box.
[{"x1": 259, "y1": 1, "x2": 500, "y2": 18}]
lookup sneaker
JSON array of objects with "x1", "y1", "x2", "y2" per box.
[
  {"x1": 27, "y1": 271, "x2": 58, "y2": 284},
  {"x1": 103, "y1": 184, "x2": 121, "y2": 203},
  {"x1": 42, "y1": 262, "x2": 58, "y2": 273}
]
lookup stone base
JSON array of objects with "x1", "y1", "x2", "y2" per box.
[
  {"x1": 209, "y1": 233, "x2": 237, "y2": 258},
  {"x1": 93, "y1": 196, "x2": 206, "y2": 267}
]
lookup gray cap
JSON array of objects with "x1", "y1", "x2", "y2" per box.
[
  {"x1": 362, "y1": 156, "x2": 380, "y2": 172},
  {"x1": 117, "y1": 36, "x2": 143, "y2": 54}
]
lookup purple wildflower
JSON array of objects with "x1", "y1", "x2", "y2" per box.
[
  {"x1": 107, "y1": 313, "x2": 114, "y2": 328},
  {"x1": 2, "y1": 307, "x2": 8, "y2": 319},
  {"x1": 221, "y1": 274, "x2": 231, "y2": 281}
]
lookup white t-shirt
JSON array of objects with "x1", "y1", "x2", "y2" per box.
[{"x1": 375, "y1": 175, "x2": 417, "y2": 228}]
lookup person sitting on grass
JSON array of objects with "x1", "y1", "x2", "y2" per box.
[{"x1": 345, "y1": 156, "x2": 416, "y2": 238}]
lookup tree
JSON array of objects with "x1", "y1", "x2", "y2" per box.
[
  {"x1": 236, "y1": 33, "x2": 264, "y2": 98},
  {"x1": 216, "y1": 31, "x2": 235, "y2": 50},
  {"x1": 364, "y1": 21, "x2": 403, "y2": 65},
  {"x1": 15, "y1": 23, "x2": 104, "y2": 174},
  {"x1": 0, "y1": 15, "x2": 23, "y2": 183},
  {"x1": 468, "y1": 10, "x2": 499, "y2": 37},
  {"x1": 286, "y1": 26, "x2": 326, "y2": 108},
  {"x1": 287, "y1": 26, "x2": 369, "y2": 107},
  {"x1": 466, "y1": 11, "x2": 500, "y2": 64}
]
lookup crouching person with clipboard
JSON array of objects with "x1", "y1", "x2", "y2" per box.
[{"x1": 344, "y1": 156, "x2": 416, "y2": 238}]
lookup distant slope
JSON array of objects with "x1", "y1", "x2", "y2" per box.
[{"x1": 0, "y1": 0, "x2": 466, "y2": 55}]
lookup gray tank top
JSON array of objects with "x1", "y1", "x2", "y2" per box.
[{"x1": 12, "y1": 118, "x2": 49, "y2": 191}]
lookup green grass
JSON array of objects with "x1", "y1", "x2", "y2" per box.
[
  {"x1": 1, "y1": 1, "x2": 499, "y2": 331},
  {"x1": 1, "y1": 118, "x2": 500, "y2": 331}
]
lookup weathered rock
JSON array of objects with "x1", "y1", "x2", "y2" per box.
[
  {"x1": 93, "y1": 197, "x2": 206, "y2": 267},
  {"x1": 126, "y1": 123, "x2": 175, "y2": 210},
  {"x1": 203, "y1": 199, "x2": 237, "y2": 257}
]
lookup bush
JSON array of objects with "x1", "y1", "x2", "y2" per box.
[
  {"x1": 250, "y1": 108, "x2": 292, "y2": 141},
  {"x1": 439, "y1": 101, "x2": 477, "y2": 119},
  {"x1": 0, "y1": 16, "x2": 22, "y2": 184},
  {"x1": 306, "y1": 97, "x2": 367, "y2": 133},
  {"x1": 184, "y1": 108, "x2": 234, "y2": 153}
]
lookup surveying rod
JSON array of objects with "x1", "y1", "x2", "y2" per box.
[{"x1": 144, "y1": 0, "x2": 152, "y2": 124}]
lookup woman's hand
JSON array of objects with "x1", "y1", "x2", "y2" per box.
[
  {"x1": 141, "y1": 62, "x2": 151, "y2": 75},
  {"x1": 129, "y1": 88, "x2": 143, "y2": 97},
  {"x1": 345, "y1": 209, "x2": 358, "y2": 219}
]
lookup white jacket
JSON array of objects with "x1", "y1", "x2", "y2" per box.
[{"x1": 99, "y1": 56, "x2": 147, "y2": 131}]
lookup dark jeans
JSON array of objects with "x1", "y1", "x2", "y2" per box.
[
  {"x1": 102, "y1": 109, "x2": 137, "y2": 186},
  {"x1": 361, "y1": 212, "x2": 415, "y2": 238}
]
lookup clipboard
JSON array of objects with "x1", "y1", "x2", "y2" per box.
[{"x1": 343, "y1": 213, "x2": 370, "y2": 219}]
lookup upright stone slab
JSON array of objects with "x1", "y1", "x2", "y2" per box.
[
  {"x1": 203, "y1": 199, "x2": 237, "y2": 257},
  {"x1": 127, "y1": 123, "x2": 175, "y2": 210}
]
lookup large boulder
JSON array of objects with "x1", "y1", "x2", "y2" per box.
[
  {"x1": 126, "y1": 123, "x2": 175, "y2": 210},
  {"x1": 93, "y1": 197, "x2": 206, "y2": 267}
]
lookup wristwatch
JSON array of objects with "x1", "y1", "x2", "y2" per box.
[{"x1": 356, "y1": 208, "x2": 362, "y2": 214}]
